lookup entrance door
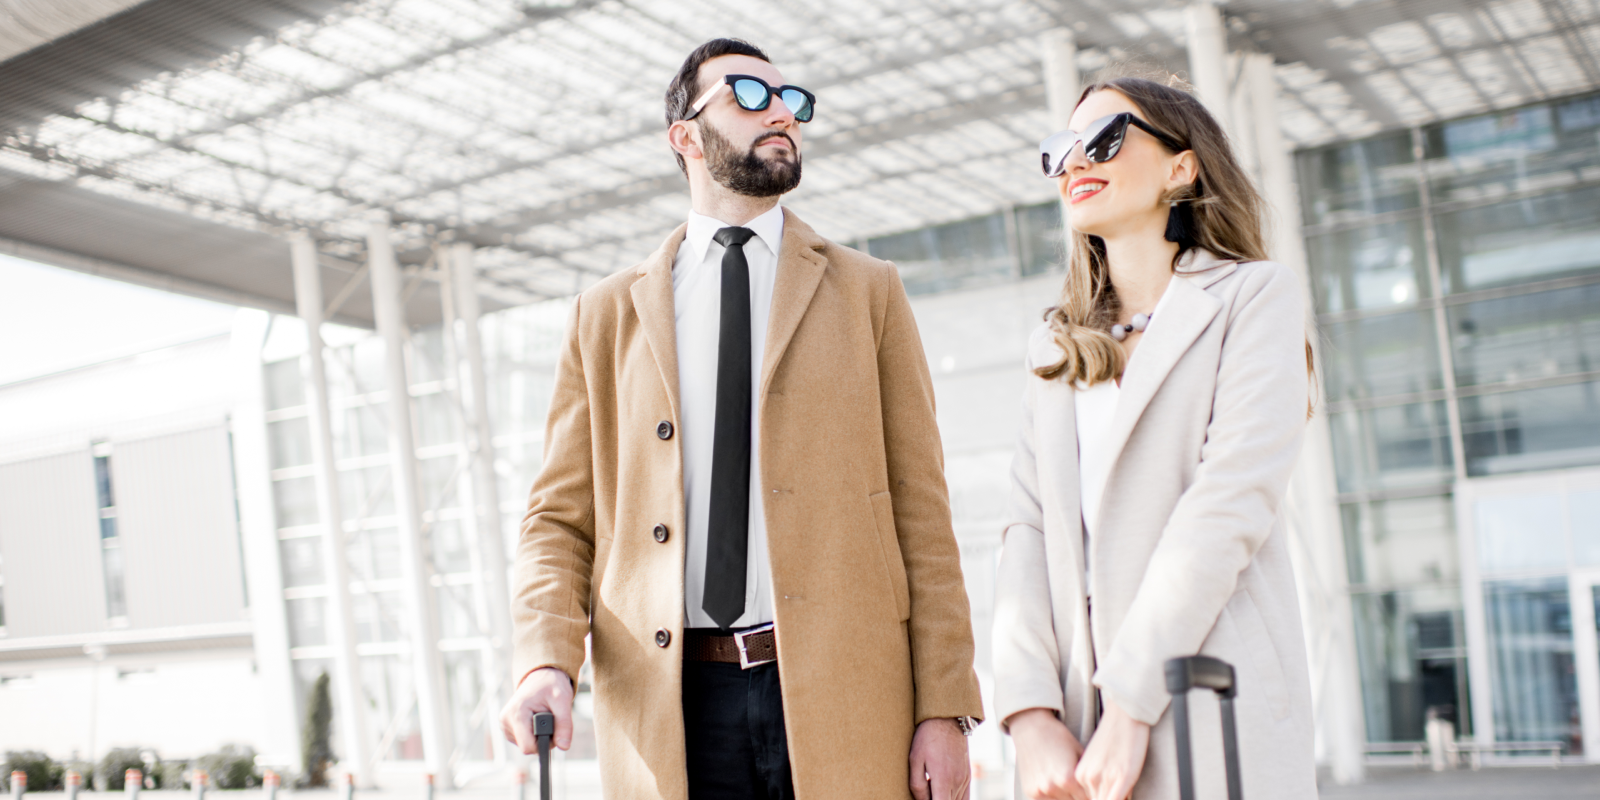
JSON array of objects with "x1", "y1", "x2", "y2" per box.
[{"x1": 1573, "y1": 571, "x2": 1600, "y2": 764}]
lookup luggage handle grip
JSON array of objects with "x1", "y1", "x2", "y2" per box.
[
  {"x1": 1165, "y1": 656, "x2": 1243, "y2": 800},
  {"x1": 533, "y1": 712, "x2": 555, "y2": 800}
]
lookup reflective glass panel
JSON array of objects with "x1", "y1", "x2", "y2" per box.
[
  {"x1": 445, "y1": 650, "x2": 494, "y2": 760},
  {"x1": 263, "y1": 358, "x2": 306, "y2": 411},
  {"x1": 1448, "y1": 284, "x2": 1600, "y2": 388},
  {"x1": 1436, "y1": 185, "x2": 1600, "y2": 294},
  {"x1": 1305, "y1": 220, "x2": 1429, "y2": 314},
  {"x1": 1461, "y1": 380, "x2": 1600, "y2": 476},
  {"x1": 94, "y1": 454, "x2": 114, "y2": 509},
  {"x1": 289, "y1": 658, "x2": 331, "y2": 735},
  {"x1": 1484, "y1": 577, "x2": 1581, "y2": 755},
  {"x1": 1574, "y1": 491, "x2": 1600, "y2": 566},
  {"x1": 268, "y1": 417, "x2": 313, "y2": 470},
  {"x1": 273, "y1": 476, "x2": 319, "y2": 528},
  {"x1": 337, "y1": 406, "x2": 388, "y2": 459},
  {"x1": 1017, "y1": 201, "x2": 1066, "y2": 277},
  {"x1": 1475, "y1": 492, "x2": 1565, "y2": 575},
  {"x1": 1328, "y1": 401, "x2": 1454, "y2": 493},
  {"x1": 278, "y1": 535, "x2": 325, "y2": 588},
  {"x1": 1425, "y1": 96, "x2": 1600, "y2": 204},
  {"x1": 415, "y1": 391, "x2": 461, "y2": 448},
  {"x1": 870, "y1": 212, "x2": 1012, "y2": 296},
  {"x1": 351, "y1": 591, "x2": 404, "y2": 643},
  {"x1": 340, "y1": 466, "x2": 394, "y2": 522},
  {"x1": 1322, "y1": 310, "x2": 1443, "y2": 402},
  {"x1": 285, "y1": 596, "x2": 327, "y2": 647},
  {"x1": 101, "y1": 542, "x2": 126, "y2": 619},
  {"x1": 1351, "y1": 587, "x2": 1470, "y2": 742},
  {"x1": 437, "y1": 585, "x2": 478, "y2": 639},
  {"x1": 346, "y1": 527, "x2": 400, "y2": 582},
  {"x1": 1341, "y1": 494, "x2": 1458, "y2": 588},
  {"x1": 1297, "y1": 130, "x2": 1419, "y2": 226},
  {"x1": 420, "y1": 456, "x2": 460, "y2": 511},
  {"x1": 429, "y1": 517, "x2": 472, "y2": 574},
  {"x1": 362, "y1": 654, "x2": 422, "y2": 761}
]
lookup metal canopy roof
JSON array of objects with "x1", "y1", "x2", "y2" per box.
[{"x1": 5, "y1": 0, "x2": 1600, "y2": 317}]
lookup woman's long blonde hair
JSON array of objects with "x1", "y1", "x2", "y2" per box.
[{"x1": 1035, "y1": 75, "x2": 1272, "y2": 385}]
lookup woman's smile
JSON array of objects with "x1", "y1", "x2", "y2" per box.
[{"x1": 1068, "y1": 176, "x2": 1107, "y2": 204}]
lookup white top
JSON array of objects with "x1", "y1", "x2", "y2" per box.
[
  {"x1": 1075, "y1": 283, "x2": 1174, "y2": 585},
  {"x1": 672, "y1": 204, "x2": 783, "y2": 629}
]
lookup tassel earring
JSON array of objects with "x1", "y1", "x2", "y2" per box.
[{"x1": 1164, "y1": 201, "x2": 1195, "y2": 247}]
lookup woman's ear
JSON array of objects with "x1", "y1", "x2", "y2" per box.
[
  {"x1": 1167, "y1": 149, "x2": 1199, "y2": 193},
  {"x1": 668, "y1": 120, "x2": 702, "y2": 162}
]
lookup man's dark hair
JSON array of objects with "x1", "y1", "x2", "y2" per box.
[{"x1": 665, "y1": 38, "x2": 770, "y2": 175}]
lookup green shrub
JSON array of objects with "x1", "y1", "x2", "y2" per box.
[
  {"x1": 2, "y1": 752, "x2": 64, "y2": 792},
  {"x1": 154, "y1": 761, "x2": 187, "y2": 790},
  {"x1": 97, "y1": 748, "x2": 150, "y2": 791},
  {"x1": 300, "y1": 672, "x2": 333, "y2": 788},
  {"x1": 197, "y1": 746, "x2": 257, "y2": 790}
]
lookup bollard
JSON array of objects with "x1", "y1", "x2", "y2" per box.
[
  {"x1": 124, "y1": 769, "x2": 142, "y2": 800},
  {"x1": 423, "y1": 773, "x2": 435, "y2": 800},
  {"x1": 339, "y1": 771, "x2": 355, "y2": 800},
  {"x1": 192, "y1": 770, "x2": 207, "y2": 800},
  {"x1": 9, "y1": 770, "x2": 25, "y2": 800},
  {"x1": 263, "y1": 771, "x2": 279, "y2": 800},
  {"x1": 510, "y1": 770, "x2": 526, "y2": 800},
  {"x1": 66, "y1": 772, "x2": 81, "y2": 800}
]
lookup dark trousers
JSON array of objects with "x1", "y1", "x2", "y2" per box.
[{"x1": 682, "y1": 657, "x2": 795, "y2": 800}]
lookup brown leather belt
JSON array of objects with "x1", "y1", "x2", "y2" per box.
[{"x1": 684, "y1": 624, "x2": 776, "y2": 669}]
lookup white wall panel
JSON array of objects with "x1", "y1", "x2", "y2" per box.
[
  {"x1": 113, "y1": 426, "x2": 246, "y2": 628},
  {"x1": 0, "y1": 451, "x2": 106, "y2": 637}
]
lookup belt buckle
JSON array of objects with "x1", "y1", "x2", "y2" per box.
[{"x1": 734, "y1": 623, "x2": 775, "y2": 669}]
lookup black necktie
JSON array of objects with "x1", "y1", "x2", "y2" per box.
[{"x1": 704, "y1": 226, "x2": 756, "y2": 630}]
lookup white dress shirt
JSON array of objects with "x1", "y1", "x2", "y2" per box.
[{"x1": 673, "y1": 204, "x2": 783, "y2": 629}]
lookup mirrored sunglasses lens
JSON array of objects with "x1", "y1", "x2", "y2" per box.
[
  {"x1": 780, "y1": 88, "x2": 813, "y2": 121},
  {"x1": 1085, "y1": 119, "x2": 1129, "y2": 162},
  {"x1": 732, "y1": 79, "x2": 770, "y2": 111}
]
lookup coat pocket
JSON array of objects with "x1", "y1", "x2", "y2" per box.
[
  {"x1": 1226, "y1": 589, "x2": 1292, "y2": 722},
  {"x1": 869, "y1": 491, "x2": 911, "y2": 621}
]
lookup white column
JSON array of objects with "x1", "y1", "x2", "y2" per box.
[
  {"x1": 291, "y1": 233, "x2": 377, "y2": 787},
  {"x1": 1241, "y1": 58, "x2": 1367, "y2": 784},
  {"x1": 1185, "y1": 2, "x2": 1234, "y2": 136},
  {"x1": 1041, "y1": 27, "x2": 1079, "y2": 247},
  {"x1": 367, "y1": 214, "x2": 456, "y2": 782},
  {"x1": 449, "y1": 243, "x2": 515, "y2": 736}
]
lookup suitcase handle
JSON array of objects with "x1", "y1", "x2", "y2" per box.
[
  {"x1": 1164, "y1": 656, "x2": 1242, "y2": 800},
  {"x1": 534, "y1": 711, "x2": 555, "y2": 800}
]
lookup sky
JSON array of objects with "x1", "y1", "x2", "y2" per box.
[{"x1": 0, "y1": 253, "x2": 240, "y2": 386}]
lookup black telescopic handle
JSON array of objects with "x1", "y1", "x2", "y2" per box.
[
  {"x1": 1165, "y1": 656, "x2": 1242, "y2": 800},
  {"x1": 533, "y1": 711, "x2": 555, "y2": 800}
]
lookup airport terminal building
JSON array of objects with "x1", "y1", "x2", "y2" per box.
[{"x1": 1, "y1": 0, "x2": 1598, "y2": 792}]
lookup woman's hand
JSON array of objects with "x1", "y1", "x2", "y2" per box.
[
  {"x1": 1007, "y1": 708, "x2": 1089, "y2": 800},
  {"x1": 1075, "y1": 699, "x2": 1150, "y2": 800}
]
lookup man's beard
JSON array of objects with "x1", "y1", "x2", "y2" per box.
[{"x1": 701, "y1": 119, "x2": 802, "y2": 197}]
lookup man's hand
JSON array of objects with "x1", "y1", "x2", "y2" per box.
[
  {"x1": 909, "y1": 718, "x2": 970, "y2": 800},
  {"x1": 1074, "y1": 699, "x2": 1150, "y2": 800},
  {"x1": 1008, "y1": 709, "x2": 1088, "y2": 800},
  {"x1": 499, "y1": 667, "x2": 575, "y2": 754}
]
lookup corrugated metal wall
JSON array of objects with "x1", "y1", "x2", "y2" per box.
[
  {"x1": 113, "y1": 425, "x2": 246, "y2": 627},
  {"x1": 0, "y1": 449, "x2": 107, "y2": 637}
]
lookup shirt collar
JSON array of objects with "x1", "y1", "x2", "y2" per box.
[{"x1": 682, "y1": 204, "x2": 785, "y2": 266}]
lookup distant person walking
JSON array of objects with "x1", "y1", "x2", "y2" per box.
[
  {"x1": 499, "y1": 38, "x2": 983, "y2": 800},
  {"x1": 993, "y1": 76, "x2": 1317, "y2": 800}
]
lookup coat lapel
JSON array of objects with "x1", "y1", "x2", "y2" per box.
[
  {"x1": 630, "y1": 224, "x2": 688, "y2": 420},
  {"x1": 759, "y1": 208, "x2": 829, "y2": 397}
]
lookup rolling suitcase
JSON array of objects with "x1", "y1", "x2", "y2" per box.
[
  {"x1": 1164, "y1": 656, "x2": 1242, "y2": 800},
  {"x1": 533, "y1": 711, "x2": 556, "y2": 800}
]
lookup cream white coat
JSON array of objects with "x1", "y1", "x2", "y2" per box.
[{"x1": 992, "y1": 250, "x2": 1318, "y2": 800}]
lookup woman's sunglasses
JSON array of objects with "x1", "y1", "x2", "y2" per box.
[
  {"x1": 686, "y1": 74, "x2": 816, "y2": 123},
  {"x1": 1039, "y1": 112, "x2": 1184, "y2": 177}
]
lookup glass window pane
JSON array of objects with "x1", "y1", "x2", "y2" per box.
[
  {"x1": 264, "y1": 358, "x2": 306, "y2": 411},
  {"x1": 1305, "y1": 220, "x2": 1429, "y2": 314},
  {"x1": 415, "y1": 392, "x2": 461, "y2": 448},
  {"x1": 1574, "y1": 491, "x2": 1600, "y2": 566},
  {"x1": 1474, "y1": 492, "x2": 1566, "y2": 575},
  {"x1": 94, "y1": 455, "x2": 114, "y2": 509},
  {"x1": 278, "y1": 535, "x2": 325, "y2": 588},
  {"x1": 268, "y1": 417, "x2": 314, "y2": 470},
  {"x1": 1461, "y1": 380, "x2": 1600, "y2": 476},
  {"x1": 1425, "y1": 99, "x2": 1600, "y2": 203},
  {"x1": 1351, "y1": 588, "x2": 1470, "y2": 742},
  {"x1": 444, "y1": 650, "x2": 494, "y2": 760},
  {"x1": 1323, "y1": 310, "x2": 1443, "y2": 402},
  {"x1": 1436, "y1": 185, "x2": 1600, "y2": 294},
  {"x1": 289, "y1": 658, "x2": 332, "y2": 739},
  {"x1": 1448, "y1": 284, "x2": 1600, "y2": 388},
  {"x1": 430, "y1": 517, "x2": 472, "y2": 575},
  {"x1": 99, "y1": 516, "x2": 118, "y2": 541},
  {"x1": 102, "y1": 543, "x2": 126, "y2": 619},
  {"x1": 341, "y1": 466, "x2": 394, "y2": 521},
  {"x1": 409, "y1": 328, "x2": 448, "y2": 385},
  {"x1": 870, "y1": 212, "x2": 1012, "y2": 296},
  {"x1": 362, "y1": 654, "x2": 422, "y2": 761},
  {"x1": 1328, "y1": 401, "x2": 1454, "y2": 493},
  {"x1": 1017, "y1": 201, "x2": 1065, "y2": 277},
  {"x1": 285, "y1": 597, "x2": 327, "y2": 648},
  {"x1": 337, "y1": 406, "x2": 388, "y2": 459},
  {"x1": 1341, "y1": 495, "x2": 1458, "y2": 588},
  {"x1": 347, "y1": 527, "x2": 401, "y2": 582},
  {"x1": 1484, "y1": 577, "x2": 1581, "y2": 755},
  {"x1": 420, "y1": 456, "x2": 461, "y2": 512},
  {"x1": 1297, "y1": 131, "x2": 1419, "y2": 226},
  {"x1": 273, "y1": 477, "x2": 320, "y2": 528},
  {"x1": 352, "y1": 591, "x2": 405, "y2": 643},
  {"x1": 437, "y1": 585, "x2": 479, "y2": 640}
]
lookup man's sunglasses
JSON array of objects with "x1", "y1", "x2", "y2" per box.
[
  {"x1": 686, "y1": 74, "x2": 816, "y2": 123},
  {"x1": 1040, "y1": 112, "x2": 1184, "y2": 177}
]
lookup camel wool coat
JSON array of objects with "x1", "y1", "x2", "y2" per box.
[
  {"x1": 992, "y1": 250, "x2": 1318, "y2": 800},
  {"x1": 511, "y1": 209, "x2": 983, "y2": 800}
]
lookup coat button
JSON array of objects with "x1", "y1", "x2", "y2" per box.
[
  {"x1": 655, "y1": 629, "x2": 671, "y2": 647},
  {"x1": 656, "y1": 420, "x2": 673, "y2": 440},
  {"x1": 653, "y1": 524, "x2": 669, "y2": 543}
]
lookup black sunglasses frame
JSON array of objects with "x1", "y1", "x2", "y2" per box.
[
  {"x1": 685, "y1": 74, "x2": 816, "y2": 123},
  {"x1": 1040, "y1": 112, "x2": 1185, "y2": 177}
]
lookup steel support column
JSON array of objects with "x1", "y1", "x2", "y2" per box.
[
  {"x1": 448, "y1": 243, "x2": 514, "y2": 729},
  {"x1": 290, "y1": 232, "x2": 376, "y2": 786},
  {"x1": 1185, "y1": 2, "x2": 1233, "y2": 136},
  {"x1": 366, "y1": 214, "x2": 456, "y2": 782}
]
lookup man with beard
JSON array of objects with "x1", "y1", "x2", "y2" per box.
[{"x1": 500, "y1": 38, "x2": 983, "y2": 800}]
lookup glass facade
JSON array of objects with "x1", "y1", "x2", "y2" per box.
[
  {"x1": 1300, "y1": 91, "x2": 1600, "y2": 749},
  {"x1": 263, "y1": 299, "x2": 571, "y2": 764},
  {"x1": 865, "y1": 200, "x2": 1063, "y2": 295}
]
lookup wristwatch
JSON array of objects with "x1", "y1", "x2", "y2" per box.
[{"x1": 953, "y1": 716, "x2": 977, "y2": 736}]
